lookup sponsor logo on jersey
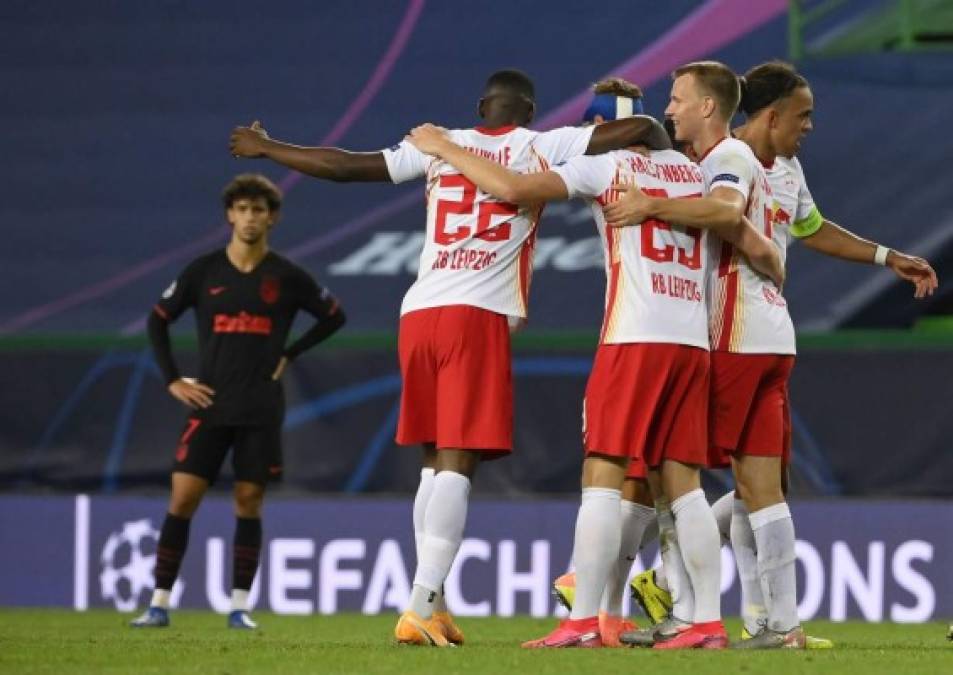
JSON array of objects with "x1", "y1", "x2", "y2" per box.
[
  {"x1": 209, "y1": 286, "x2": 227, "y2": 296},
  {"x1": 162, "y1": 281, "x2": 177, "y2": 299},
  {"x1": 711, "y1": 173, "x2": 740, "y2": 184},
  {"x1": 213, "y1": 312, "x2": 273, "y2": 335}
]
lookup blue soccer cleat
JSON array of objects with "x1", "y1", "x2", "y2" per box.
[
  {"x1": 228, "y1": 610, "x2": 258, "y2": 629},
  {"x1": 130, "y1": 606, "x2": 169, "y2": 628}
]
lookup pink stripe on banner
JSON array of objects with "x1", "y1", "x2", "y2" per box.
[
  {"x1": 278, "y1": 0, "x2": 426, "y2": 194},
  {"x1": 0, "y1": 0, "x2": 427, "y2": 335},
  {"x1": 536, "y1": 0, "x2": 788, "y2": 129}
]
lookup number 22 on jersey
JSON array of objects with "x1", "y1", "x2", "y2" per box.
[{"x1": 434, "y1": 175, "x2": 519, "y2": 245}]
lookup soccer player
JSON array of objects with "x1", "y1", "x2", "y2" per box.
[
  {"x1": 130, "y1": 174, "x2": 346, "y2": 629},
  {"x1": 602, "y1": 60, "x2": 784, "y2": 648},
  {"x1": 726, "y1": 61, "x2": 935, "y2": 648},
  {"x1": 229, "y1": 69, "x2": 672, "y2": 647},
  {"x1": 404, "y1": 86, "x2": 781, "y2": 649}
]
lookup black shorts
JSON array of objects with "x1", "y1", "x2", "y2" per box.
[{"x1": 172, "y1": 417, "x2": 283, "y2": 485}]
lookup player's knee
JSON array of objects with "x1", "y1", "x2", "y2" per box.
[
  {"x1": 234, "y1": 485, "x2": 264, "y2": 517},
  {"x1": 168, "y1": 493, "x2": 202, "y2": 518}
]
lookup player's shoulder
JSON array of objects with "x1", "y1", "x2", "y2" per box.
[
  {"x1": 710, "y1": 136, "x2": 756, "y2": 163},
  {"x1": 183, "y1": 249, "x2": 226, "y2": 277},
  {"x1": 267, "y1": 251, "x2": 314, "y2": 280}
]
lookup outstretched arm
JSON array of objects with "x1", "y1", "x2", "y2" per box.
[
  {"x1": 801, "y1": 220, "x2": 938, "y2": 298},
  {"x1": 587, "y1": 115, "x2": 672, "y2": 154},
  {"x1": 407, "y1": 124, "x2": 569, "y2": 204},
  {"x1": 230, "y1": 121, "x2": 391, "y2": 182}
]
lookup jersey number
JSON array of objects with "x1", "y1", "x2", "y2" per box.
[
  {"x1": 434, "y1": 175, "x2": 518, "y2": 245},
  {"x1": 638, "y1": 188, "x2": 703, "y2": 270}
]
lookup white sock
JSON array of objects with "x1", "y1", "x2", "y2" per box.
[
  {"x1": 413, "y1": 467, "x2": 435, "y2": 563},
  {"x1": 671, "y1": 488, "x2": 722, "y2": 624},
  {"x1": 655, "y1": 499, "x2": 692, "y2": 620},
  {"x1": 410, "y1": 470, "x2": 470, "y2": 618},
  {"x1": 639, "y1": 518, "x2": 659, "y2": 550},
  {"x1": 230, "y1": 589, "x2": 249, "y2": 612},
  {"x1": 413, "y1": 468, "x2": 446, "y2": 611},
  {"x1": 750, "y1": 502, "x2": 799, "y2": 633},
  {"x1": 731, "y1": 498, "x2": 767, "y2": 635},
  {"x1": 569, "y1": 487, "x2": 621, "y2": 620},
  {"x1": 711, "y1": 490, "x2": 734, "y2": 545},
  {"x1": 150, "y1": 589, "x2": 170, "y2": 609},
  {"x1": 601, "y1": 501, "x2": 655, "y2": 616}
]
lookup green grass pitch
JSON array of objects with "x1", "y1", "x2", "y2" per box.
[{"x1": 1, "y1": 610, "x2": 951, "y2": 674}]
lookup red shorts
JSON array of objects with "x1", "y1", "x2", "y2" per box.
[
  {"x1": 708, "y1": 352, "x2": 795, "y2": 468},
  {"x1": 396, "y1": 305, "x2": 512, "y2": 455},
  {"x1": 583, "y1": 343, "x2": 710, "y2": 475}
]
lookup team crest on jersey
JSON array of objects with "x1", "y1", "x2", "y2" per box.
[
  {"x1": 259, "y1": 276, "x2": 280, "y2": 304},
  {"x1": 161, "y1": 281, "x2": 177, "y2": 299}
]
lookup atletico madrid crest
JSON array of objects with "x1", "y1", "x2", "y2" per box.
[{"x1": 259, "y1": 276, "x2": 280, "y2": 304}]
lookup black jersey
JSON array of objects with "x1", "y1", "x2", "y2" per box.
[{"x1": 149, "y1": 249, "x2": 344, "y2": 426}]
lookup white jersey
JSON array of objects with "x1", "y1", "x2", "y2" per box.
[
  {"x1": 383, "y1": 124, "x2": 594, "y2": 318},
  {"x1": 765, "y1": 155, "x2": 824, "y2": 246},
  {"x1": 702, "y1": 137, "x2": 795, "y2": 354},
  {"x1": 553, "y1": 148, "x2": 709, "y2": 349}
]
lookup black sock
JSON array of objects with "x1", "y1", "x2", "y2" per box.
[
  {"x1": 155, "y1": 513, "x2": 191, "y2": 591},
  {"x1": 233, "y1": 517, "x2": 262, "y2": 592}
]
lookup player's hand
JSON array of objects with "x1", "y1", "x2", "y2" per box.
[
  {"x1": 168, "y1": 378, "x2": 215, "y2": 409},
  {"x1": 886, "y1": 250, "x2": 938, "y2": 299},
  {"x1": 230, "y1": 120, "x2": 269, "y2": 158},
  {"x1": 271, "y1": 356, "x2": 289, "y2": 381},
  {"x1": 406, "y1": 123, "x2": 450, "y2": 157},
  {"x1": 604, "y1": 184, "x2": 651, "y2": 227}
]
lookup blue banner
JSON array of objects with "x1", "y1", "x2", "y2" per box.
[{"x1": 2, "y1": 495, "x2": 948, "y2": 622}]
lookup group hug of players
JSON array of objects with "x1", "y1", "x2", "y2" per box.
[{"x1": 130, "y1": 59, "x2": 938, "y2": 649}]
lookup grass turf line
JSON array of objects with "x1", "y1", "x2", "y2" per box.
[{"x1": 0, "y1": 610, "x2": 951, "y2": 675}]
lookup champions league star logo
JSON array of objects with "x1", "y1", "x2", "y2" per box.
[{"x1": 99, "y1": 518, "x2": 184, "y2": 611}]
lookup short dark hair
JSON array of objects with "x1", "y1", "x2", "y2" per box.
[
  {"x1": 592, "y1": 77, "x2": 643, "y2": 99},
  {"x1": 672, "y1": 61, "x2": 740, "y2": 121},
  {"x1": 739, "y1": 61, "x2": 810, "y2": 116},
  {"x1": 222, "y1": 173, "x2": 282, "y2": 212},
  {"x1": 484, "y1": 68, "x2": 536, "y2": 102}
]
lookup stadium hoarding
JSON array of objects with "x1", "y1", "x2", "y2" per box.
[{"x1": 1, "y1": 495, "x2": 947, "y2": 622}]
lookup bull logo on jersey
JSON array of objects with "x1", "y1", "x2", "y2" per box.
[
  {"x1": 259, "y1": 276, "x2": 280, "y2": 304},
  {"x1": 772, "y1": 201, "x2": 791, "y2": 226}
]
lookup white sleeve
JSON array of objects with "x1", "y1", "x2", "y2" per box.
[
  {"x1": 550, "y1": 154, "x2": 614, "y2": 200},
  {"x1": 792, "y1": 158, "x2": 817, "y2": 222},
  {"x1": 703, "y1": 147, "x2": 755, "y2": 200},
  {"x1": 532, "y1": 126, "x2": 595, "y2": 166},
  {"x1": 381, "y1": 140, "x2": 430, "y2": 184}
]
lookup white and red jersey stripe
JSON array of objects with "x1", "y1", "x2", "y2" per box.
[
  {"x1": 552, "y1": 148, "x2": 709, "y2": 349},
  {"x1": 383, "y1": 125, "x2": 594, "y2": 319},
  {"x1": 702, "y1": 137, "x2": 795, "y2": 355}
]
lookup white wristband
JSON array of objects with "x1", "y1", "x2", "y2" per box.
[{"x1": 874, "y1": 245, "x2": 890, "y2": 266}]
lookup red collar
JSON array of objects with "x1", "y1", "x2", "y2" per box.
[
  {"x1": 474, "y1": 125, "x2": 517, "y2": 136},
  {"x1": 697, "y1": 136, "x2": 729, "y2": 163}
]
